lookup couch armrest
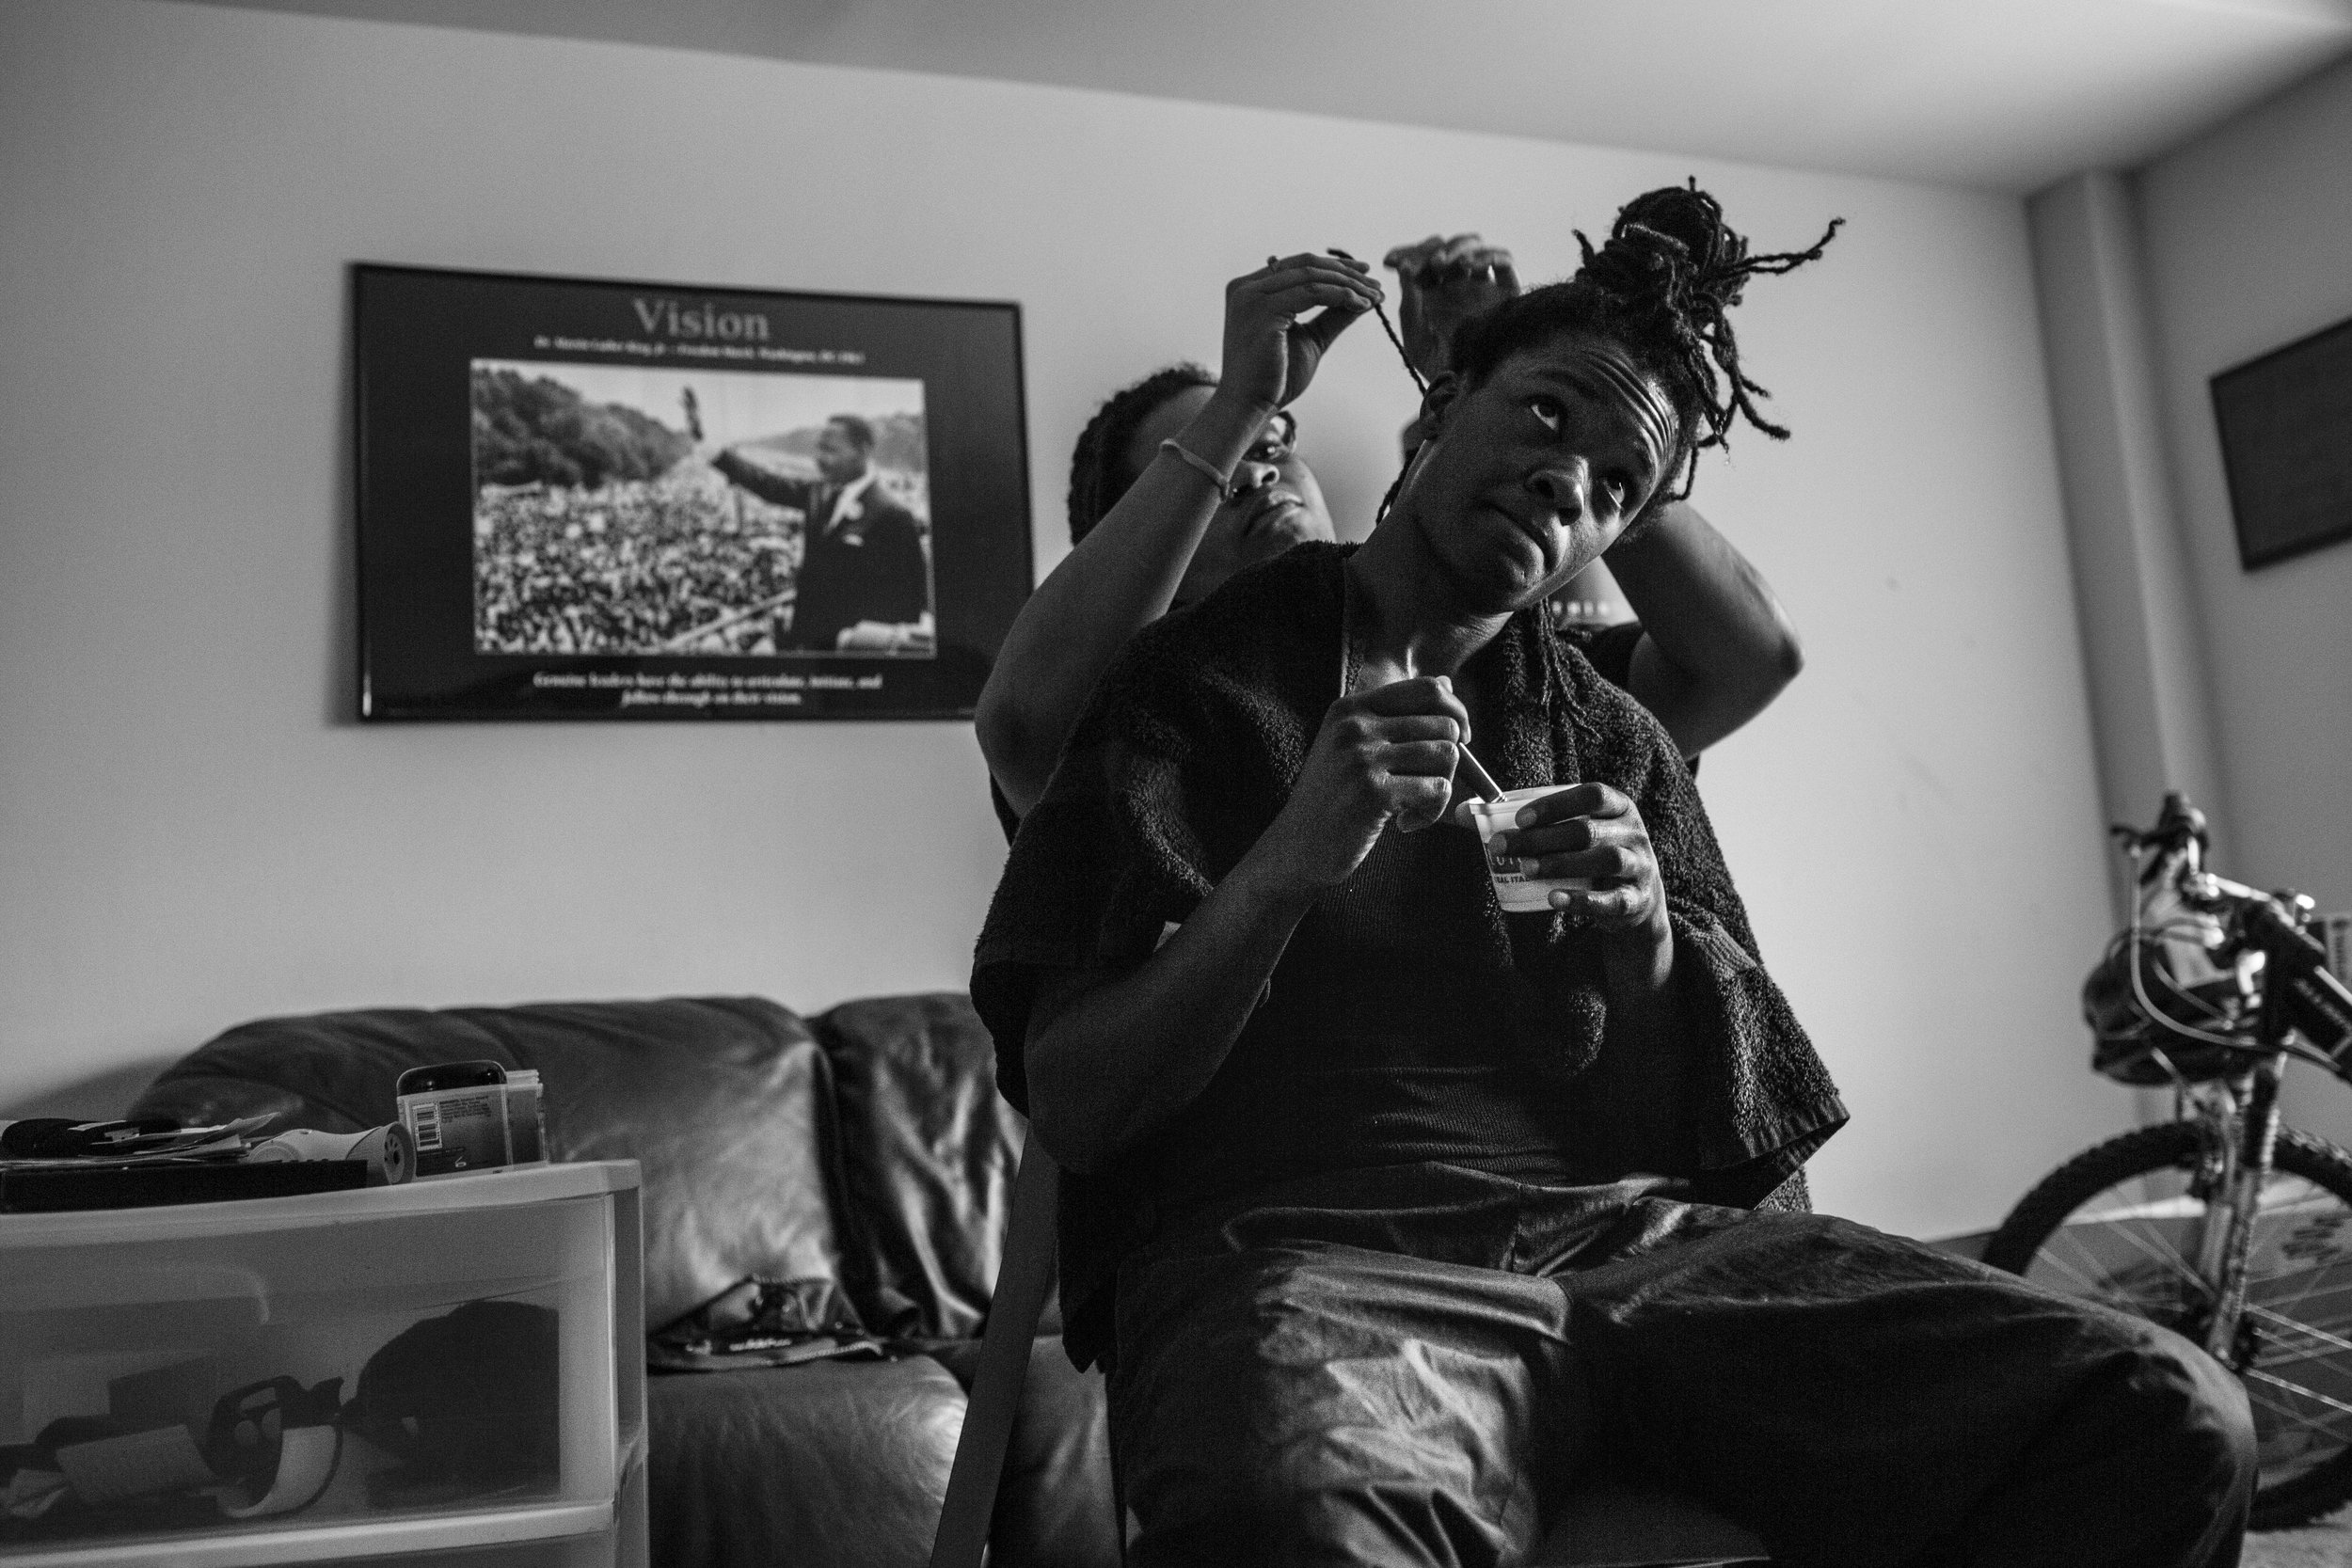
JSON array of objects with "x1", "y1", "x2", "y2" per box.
[{"x1": 816, "y1": 993, "x2": 1032, "y2": 1339}]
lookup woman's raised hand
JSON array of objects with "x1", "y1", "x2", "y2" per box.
[
  {"x1": 1218, "y1": 252, "x2": 1382, "y2": 416},
  {"x1": 1382, "y1": 234, "x2": 1519, "y2": 381}
]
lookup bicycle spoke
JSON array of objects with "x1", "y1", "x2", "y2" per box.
[
  {"x1": 2257, "y1": 1266, "x2": 2345, "y2": 1333},
  {"x1": 2247, "y1": 1189, "x2": 2352, "y2": 1323},
  {"x1": 2248, "y1": 1304, "x2": 2352, "y2": 1361},
  {"x1": 2027, "y1": 1241, "x2": 2126, "y2": 1297},
  {"x1": 2243, "y1": 1372, "x2": 2352, "y2": 1434},
  {"x1": 2032, "y1": 1238, "x2": 2198, "y2": 1314},
  {"x1": 2245, "y1": 1366, "x2": 2352, "y2": 1427},
  {"x1": 2081, "y1": 1212, "x2": 2215, "y2": 1301}
]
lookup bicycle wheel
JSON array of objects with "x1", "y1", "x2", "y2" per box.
[{"x1": 1986, "y1": 1123, "x2": 2352, "y2": 1529}]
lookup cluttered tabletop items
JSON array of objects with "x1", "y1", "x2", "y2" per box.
[{"x1": 0, "y1": 1059, "x2": 548, "y2": 1212}]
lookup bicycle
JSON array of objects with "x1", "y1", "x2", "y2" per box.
[{"x1": 1983, "y1": 791, "x2": 2352, "y2": 1528}]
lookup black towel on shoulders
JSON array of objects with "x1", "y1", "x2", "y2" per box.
[{"x1": 971, "y1": 543, "x2": 1844, "y2": 1367}]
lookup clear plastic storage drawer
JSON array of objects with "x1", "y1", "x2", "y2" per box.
[{"x1": 0, "y1": 1162, "x2": 642, "y2": 1567}]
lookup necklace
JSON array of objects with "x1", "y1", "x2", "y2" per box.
[
  {"x1": 1339, "y1": 556, "x2": 1362, "y2": 701},
  {"x1": 1340, "y1": 552, "x2": 1442, "y2": 699}
]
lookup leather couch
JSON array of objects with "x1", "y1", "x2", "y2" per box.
[{"x1": 130, "y1": 992, "x2": 1118, "y2": 1568}]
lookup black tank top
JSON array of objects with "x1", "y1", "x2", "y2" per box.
[{"x1": 1136, "y1": 815, "x2": 1585, "y2": 1218}]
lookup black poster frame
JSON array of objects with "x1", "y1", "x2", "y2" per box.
[{"x1": 354, "y1": 262, "x2": 1031, "y2": 721}]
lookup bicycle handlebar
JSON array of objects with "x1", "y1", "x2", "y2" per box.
[
  {"x1": 2109, "y1": 791, "x2": 2352, "y2": 1082},
  {"x1": 2112, "y1": 787, "x2": 2209, "y2": 874}
]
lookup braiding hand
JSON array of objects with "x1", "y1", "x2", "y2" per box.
[
  {"x1": 1219, "y1": 252, "x2": 1382, "y2": 417},
  {"x1": 1382, "y1": 233, "x2": 1519, "y2": 381}
]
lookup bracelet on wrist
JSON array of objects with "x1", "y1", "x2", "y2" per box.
[{"x1": 1158, "y1": 438, "x2": 1237, "y2": 502}]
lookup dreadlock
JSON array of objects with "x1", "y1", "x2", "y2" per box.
[
  {"x1": 1066, "y1": 361, "x2": 1217, "y2": 545},
  {"x1": 1433, "y1": 181, "x2": 1841, "y2": 504}
]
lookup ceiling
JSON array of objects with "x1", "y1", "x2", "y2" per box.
[{"x1": 187, "y1": 0, "x2": 2352, "y2": 191}]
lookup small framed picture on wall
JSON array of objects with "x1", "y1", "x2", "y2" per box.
[
  {"x1": 354, "y1": 263, "x2": 1032, "y2": 720},
  {"x1": 2210, "y1": 313, "x2": 2352, "y2": 573}
]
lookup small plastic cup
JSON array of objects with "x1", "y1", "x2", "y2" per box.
[{"x1": 1466, "y1": 784, "x2": 1595, "y2": 912}]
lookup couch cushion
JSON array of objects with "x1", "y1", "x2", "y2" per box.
[
  {"x1": 131, "y1": 997, "x2": 846, "y2": 1336},
  {"x1": 814, "y1": 993, "x2": 1034, "y2": 1339},
  {"x1": 647, "y1": 1357, "x2": 964, "y2": 1568}
]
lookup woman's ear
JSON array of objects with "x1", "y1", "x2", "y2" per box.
[
  {"x1": 1419, "y1": 372, "x2": 1463, "y2": 434},
  {"x1": 1379, "y1": 383, "x2": 1454, "y2": 525},
  {"x1": 1393, "y1": 372, "x2": 1461, "y2": 465}
]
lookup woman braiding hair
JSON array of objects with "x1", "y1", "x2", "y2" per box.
[
  {"x1": 976, "y1": 185, "x2": 1823, "y2": 827},
  {"x1": 1064, "y1": 362, "x2": 1220, "y2": 548}
]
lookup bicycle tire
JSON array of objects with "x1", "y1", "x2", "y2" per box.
[{"x1": 1986, "y1": 1123, "x2": 2352, "y2": 1530}]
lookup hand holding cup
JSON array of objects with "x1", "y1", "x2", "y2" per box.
[{"x1": 1462, "y1": 781, "x2": 1667, "y2": 937}]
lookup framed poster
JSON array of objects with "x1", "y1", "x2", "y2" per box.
[
  {"x1": 2210, "y1": 313, "x2": 2352, "y2": 572},
  {"x1": 355, "y1": 263, "x2": 1032, "y2": 720}
]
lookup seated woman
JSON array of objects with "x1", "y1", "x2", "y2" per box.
[
  {"x1": 973, "y1": 182, "x2": 2252, "y2": 1568},
  {"x1": 974, "y1": 227, "x2": 1805, "y2": 825}
]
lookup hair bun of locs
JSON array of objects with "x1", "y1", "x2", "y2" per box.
[{"x1": 1574, "y1": 179, "x2": 1842, "y2": 454}]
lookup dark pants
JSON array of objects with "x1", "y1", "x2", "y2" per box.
[{"x1": 1107, "y1": 1164, "x2": 2254, "y2": 1568}]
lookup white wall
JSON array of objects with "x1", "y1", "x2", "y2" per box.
[
  {"x1": 2135, "y1": 56, "x2": 2352, "y2": 1147},
  {"x1": 2027, "y1": 173, "x2": 2229, "y2": 925},
  {"x1": 0, "y1": 0, "x2": 2128, "y2": 1238}
]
